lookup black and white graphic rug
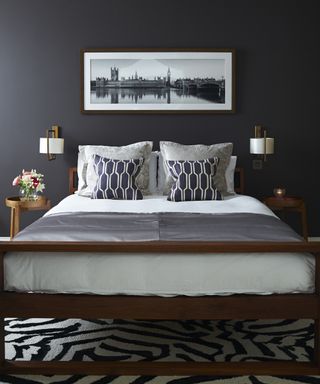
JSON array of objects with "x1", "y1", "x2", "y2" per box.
[{"x1": 0, "y1": 318, "x2": 319, "y2": 384}]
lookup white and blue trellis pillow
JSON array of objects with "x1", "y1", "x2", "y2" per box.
[
  {"x1": 166, "y1": 158, "x2": 223, "y2": 202},
  {"x1": 91, "y1": 155, "x2": 143, "y2": 200}
]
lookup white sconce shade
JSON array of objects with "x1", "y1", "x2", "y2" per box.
[
  {"x1": 250, "y1": 125, "x2": 275, "y2": 165},
  {"x1": 39, "y1": 138, "x2": 64, "y2": 154},
  {"x1": 39, "y1": 125, "x2": 64, "y2": 160},
  {"x1": 250, "y1": 137, "x2": 274, "y2": 155}
]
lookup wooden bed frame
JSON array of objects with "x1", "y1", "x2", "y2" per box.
[{"x1": 1, "y1": 167, "x2": 320, "y2": 376}]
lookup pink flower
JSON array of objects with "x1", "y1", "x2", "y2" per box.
[{"x1": 12, "y1": 176, "x2": 21, "y2": 186}]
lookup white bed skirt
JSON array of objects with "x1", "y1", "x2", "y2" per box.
[{"x1": 4, "y1": 250, "x2": 314, "y2": 296}]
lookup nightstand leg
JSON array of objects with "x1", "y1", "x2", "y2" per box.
[
  {"x1": 10, "y1": 207, "x2": 20, "y2": 239},
  {"x1": 10, "y1": 208, "x2": 14, "y2": 239}
]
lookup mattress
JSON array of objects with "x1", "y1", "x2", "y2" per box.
[{"x1": 4, "y1": 194, "x2": 314, "y2": 296}]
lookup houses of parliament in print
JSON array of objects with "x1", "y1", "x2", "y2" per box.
[{"x1": 94, "y1": 67, "x2": 171, "y2": 89}]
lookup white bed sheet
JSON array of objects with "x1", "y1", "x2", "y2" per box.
[{"x1": 4, "y1": 194, "x2": 314, "y2": 296}]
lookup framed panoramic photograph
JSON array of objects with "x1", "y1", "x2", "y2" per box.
[{"x1": 81, "y1": 48, "x2": 235, "y2": 114}]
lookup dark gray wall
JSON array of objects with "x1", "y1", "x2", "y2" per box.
[{"x1": 0, "y1": 0, "x2": 319, "y2": 235}]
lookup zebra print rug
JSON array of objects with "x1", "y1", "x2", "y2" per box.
[{"x1": 0, "y1": 318, "x2": 319, "y2": 384}]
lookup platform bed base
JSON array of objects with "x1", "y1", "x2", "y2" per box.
[{"x1": 1, "y1": 241, "x2": 320, "y2": 376}]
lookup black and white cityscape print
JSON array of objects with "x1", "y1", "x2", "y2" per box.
[{"x1": 90, "y1": 58, "x2": 226, "y2": 105}]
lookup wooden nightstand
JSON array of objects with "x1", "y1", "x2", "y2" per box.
[
  {"x1": 5, "y1": 196, "x2": 51, "y2": 238},
  {"x1": 263, "y1": 196, "x2": 308, "y2": 241}
]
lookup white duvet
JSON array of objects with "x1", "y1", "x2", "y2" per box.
[
  {"x1": 4, "y1": 194, "x2": 314, "y2": 296},
  {"x1": 47, "y1": 193, "x2": 276, "y2": 216}
]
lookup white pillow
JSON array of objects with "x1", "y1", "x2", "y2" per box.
[
  {"x1": 77, "y1": 141, "x2": 153, "y2": 196},
  {"x1": 77, "y1": 146, "x2": 87, "y2": 193}
]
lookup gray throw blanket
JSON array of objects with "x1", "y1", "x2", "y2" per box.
[{"x1": 14, "y1": 212, "x2": 302, "y2": 242}]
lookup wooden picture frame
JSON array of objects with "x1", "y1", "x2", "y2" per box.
[{"x1": 81, "y1": 48, "x2": 236, "y2": 114}]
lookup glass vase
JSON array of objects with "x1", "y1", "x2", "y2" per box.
[{"x1": 19, "y1": 188, "x2": 38, "y2": 201}]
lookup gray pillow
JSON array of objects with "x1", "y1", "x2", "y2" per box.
[
  {"x1": 159, "y1": 141, "x2": 233, "y2": 195},
  {"x1": 77, "y1": 141, "x2": 153, "y2": 196}
]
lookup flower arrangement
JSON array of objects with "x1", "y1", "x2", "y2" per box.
[{"x1": 12, "y1": 169, "x2": 45, "y2": 201}]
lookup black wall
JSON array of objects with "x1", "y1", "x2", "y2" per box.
[{"x1": 0, "y1": 0, "x2": 319, "y2": 235}]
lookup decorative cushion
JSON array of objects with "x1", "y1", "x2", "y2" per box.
[
  {"x1": 91, "y1": 155, "x2": 143, "y2": 200},
  {"x1": 166, "y1": 158, "x2": 223, "y2": 202},
  {"x1": 159, "y1": 141, "x2": 233, "y2": 195},
  {"x1": 77, "y1": 141, "x2": 153, "y2": 196}
]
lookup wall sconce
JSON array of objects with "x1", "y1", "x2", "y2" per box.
[
  {"x1": 39, "y1": 125, "x2": 64, "y2": 161},
  {"x1": 250, "y1": 125, "x2": 274, "y2": 168}
]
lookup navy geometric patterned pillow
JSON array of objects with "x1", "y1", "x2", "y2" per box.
[
  {"x1": 166, "y1": 158, "x2": 223, "y2": 202},
  {"x1": 91, "y1": 155, "x2": 143, "y2": 200}
]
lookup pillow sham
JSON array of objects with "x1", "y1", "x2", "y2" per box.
[
  {"x1": 148, "y1": 151, "x2": 158, "y2": 195},
  {"x1": 91, "y1": 155, "x2": 143, "y2": 200},
  {"x1": 159, "y1": 141, "x2": 233, "y2": 195},
  {"x1": 77, "y1": 141, "x2": 153, "y2": 196},
  {"x1": 166, "y1": 158, "x2": 222, "y2": 202}
]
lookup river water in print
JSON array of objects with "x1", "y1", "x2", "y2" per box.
[{"x1": 91, "y1": 88, "x2": 224, "y2": 104}]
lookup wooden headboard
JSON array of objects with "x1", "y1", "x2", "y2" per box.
[
  {"x1": 234, "y1": 167, "x2": 244, "y2": 194},
  {"x1": 69, "y1": 166, "x2": 244, "y2": 195},
  {"x1": 69, "y1": 167, "x2": 78, "y2": 195}
]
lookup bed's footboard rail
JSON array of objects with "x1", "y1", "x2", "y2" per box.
[
  {"x1": 2, "y1": 360, "x2": 320, "y2": 376},
  {"x1": 1, "y1": 240, "x2": 320, "y2": 376},
  {"x1": 1, "y1": 240, "x2": 320, "y2": 253}
]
